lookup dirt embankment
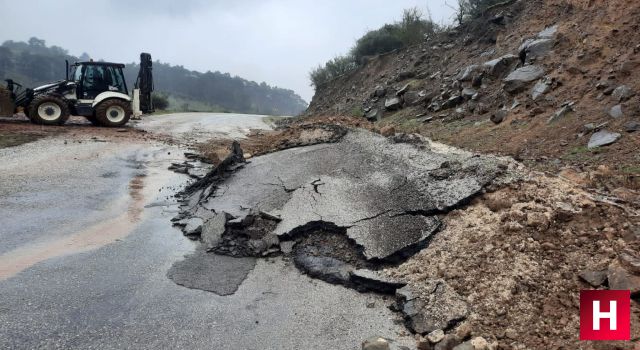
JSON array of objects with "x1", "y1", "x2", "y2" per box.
[{"x1": 306, "y1": 0, "x2": 640, "y2": 193}]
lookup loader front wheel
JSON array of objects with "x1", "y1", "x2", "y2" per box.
[
  {"x1": 95, "y1": 99, "x2": 131, "y2": 127},
  {"x1": 28, "y1": 95, "x2": 70, "y2": 125}
]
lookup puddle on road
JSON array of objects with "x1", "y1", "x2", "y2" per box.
[{"x1": 0, "y1": 155, "x2": 182, "y2": 280}]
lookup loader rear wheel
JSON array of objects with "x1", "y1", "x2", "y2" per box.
[
  {"x1": 28, "y1": 95, "x2": 70, "y2": 125},
  {"x1": 95, "y1": 99, "x2": 131, "y2": 127},
  {"x1": 0, "y1": 86, "x2": 15, "y2": 118}
]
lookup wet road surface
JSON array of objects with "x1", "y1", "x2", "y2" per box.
[{"x1": 0, "y1": 113, "x2": 414, "y2": 349}]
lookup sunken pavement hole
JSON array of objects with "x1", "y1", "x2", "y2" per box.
[{"x1": 169, "y1": 212, "x2": 411, "y2": 296}]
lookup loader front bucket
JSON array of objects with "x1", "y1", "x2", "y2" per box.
[{"x1": 0, "y1": 86, "x2": 15, "y2": 117}]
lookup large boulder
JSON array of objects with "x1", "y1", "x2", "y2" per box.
[
  {"x1": 503, "y1": 65, "x2": 545, "y2": 93},
  {"x1": 588, "y1": 130, "x2": 621, "y2": 149},
  {"x1": 525, "y1": 39, "x2": 554, "y2": 59},
  {"x1": 612, "y1": 85, "x2": 634, "y2": 102},
  {"x1": 483, "y1": 54, "x2": 519, "y2": 78}
]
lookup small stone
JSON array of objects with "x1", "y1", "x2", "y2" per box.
[
  {"x1": 434, "y1": 335, "x2": 461, "y2": 350},
  {"x1": 380, "y1": 126, "x2": 396, "y2": 137},
  {"x1": 619, "y1": 249, "x2": 640, "y2": 274},
  {"x1": 547, "y1": 104, "x2": 573, "y2": 124},
  {"x1": 608, "y1": 104, "x2": 624, "y2": 118},
  {"x1": 385, "y1": 97, "x2": 402, "y2": 111},
  {"x1": 470, "y1": 337, "x2": 489, "y2": 350},
  {"x1": 455, "y1": 323, "x2": 472, "y2": 340},
  {"x1": 457, "y1": 65, "x2": 482, "y2": 81},
  {"x1": 588, "y1": 130, "x2": 621, "y2": 148},
  {"x1": 417, "y1": 338, "x2": 433, "y2": 350},
  {"x1": 396, "y1": 83, "x2": 411, "y2": 96},
  {"x1": 362, "y1": 337, "x2": 391, "y2": 350},
  {"x1": 579, "y1": 270, "x2": 608, "y2": 287},
  {"x1": 366, "y1": 108, "x2": 384, "y2": 122},
  {"x1": 625, "y1": 121, "x2": 640, "y2": 132},
  {"x1": 279, "y1": 241, "x2": 296, "y2": 254},
  {"x1": 461, "y1": 88, "x2": 477, "y2": 99},
  {"x1": 452, "y1": 341, "x2": 474, "y2": 350},
  {"x1": 531, "y1": 79, "x2": 551, "y2": 100},
  {"x1": 243, "y1": 153, "x2": 253, "y2": 159},
  {"x1": 427, "y1": 330, "x2": 445, "y2": 344},
  {"x1": 374, "y1": 85, "x2": 387, "y2": 97},
  {"x1": 537, "y1": 24, "x2": 559, "y2": 39},
  {"x1": 612, "y1": 85, "x2": 634, "y2": 102},
  {"x1": 490, "y1": 110, "x2": 507, "y2": 124},
  {"x1": 504, "y1": 328, "x2": 518, "y2": 339}
]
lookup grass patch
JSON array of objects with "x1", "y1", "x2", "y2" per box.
[{"x1": 619, "y1": 165, "x2": 640, "y2": 175}]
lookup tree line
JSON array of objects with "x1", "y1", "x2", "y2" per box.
[{"x1": 0, "y1": 38, "x2": 308, "y2": 116}]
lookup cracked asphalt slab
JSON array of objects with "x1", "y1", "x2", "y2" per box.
[
  {"x1": 198, "y1": 129, "x2": 505, "y2": 261},
  {"x1": 0, "y1": 114, "x2": 416, "y2": 349}
]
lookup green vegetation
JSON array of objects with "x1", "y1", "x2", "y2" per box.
[
  {"x1": 0, "y1": 38, "x2": 308, "y2": 116},
  {"x1": 310, "y1": 1, "x2": 510, "y2": 89},
  {"x1": 350, "y1": 106, "x2": 364, "y2": 118},
  {"x1": 309, "y1": 7, "x2": 440, "y2": 88},
  {"x1": 455, "y1": 0, "x2": 510, "y2": 23},
  {"x1": 151, "y1": 93, "x2": 169, "y2": 110}
]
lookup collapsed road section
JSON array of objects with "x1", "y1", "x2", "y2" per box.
[{"x1": 168, "y1": 127, "x2": 509, "y2": 336}]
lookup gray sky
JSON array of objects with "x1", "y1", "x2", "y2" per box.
[{"x1": 0, "y1": 0, "x2": 456, "y2": 102}]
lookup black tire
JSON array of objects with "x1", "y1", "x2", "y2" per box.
[
  {"x1": 27, "y1": 95, "x2": 70, "y2": 125},
  {"x1": 95, "y1": 99, "x2": 132, "y2": 127},
  {"x1": 0, "y1": 87, "x2": 15, "y2": 117}
]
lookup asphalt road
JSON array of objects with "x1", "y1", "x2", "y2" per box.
[{"x1": 0, "y1": 113, "x2": 414, "y2": 350}]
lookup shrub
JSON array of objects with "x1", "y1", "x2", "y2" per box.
[
  {"x1": 310, "y1": 7, "x2": 440, "y2": 89},
  {"x1": 351, "y1": 25, "x2": 404, "y2": 64},
  {"x1": 152, "y1": 92, "x2": 169, "y2": 110},
  {"x1": 309, "y1": 54, "x2": 358, "y2": 88},
  {"x1": 456, "y1": 0, "x2": 507, "y2": 23}
]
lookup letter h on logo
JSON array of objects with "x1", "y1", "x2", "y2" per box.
[{"x1": 580, "y1": 290, "x2": 631, "y2": 341}]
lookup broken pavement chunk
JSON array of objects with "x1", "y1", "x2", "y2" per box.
[
  {"x1": 396, "y1": 280, "x2": 468, "y2": 335},
  {"x1": 350, "y1": 269, "x2": 407, "y2": 294},
  {"x1": 202, "y1": 212, "x2": 227, "y2": 250}
]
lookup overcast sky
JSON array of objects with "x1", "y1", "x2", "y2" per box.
[{"x1": 0, "y1": 0, "x2": 456, "y2": 102}]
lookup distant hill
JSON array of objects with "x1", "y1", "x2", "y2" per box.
[{"x1": 0, "y1": 37, "x2": 308, "y2": 116}]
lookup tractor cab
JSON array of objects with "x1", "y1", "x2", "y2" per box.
[{"x1": 69, "y1": 62, "x2": 129, "y2": 100}]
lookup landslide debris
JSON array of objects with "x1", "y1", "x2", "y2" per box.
[{"x1": 305, "y1": 0, "x2": 640, "y2": 191}]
